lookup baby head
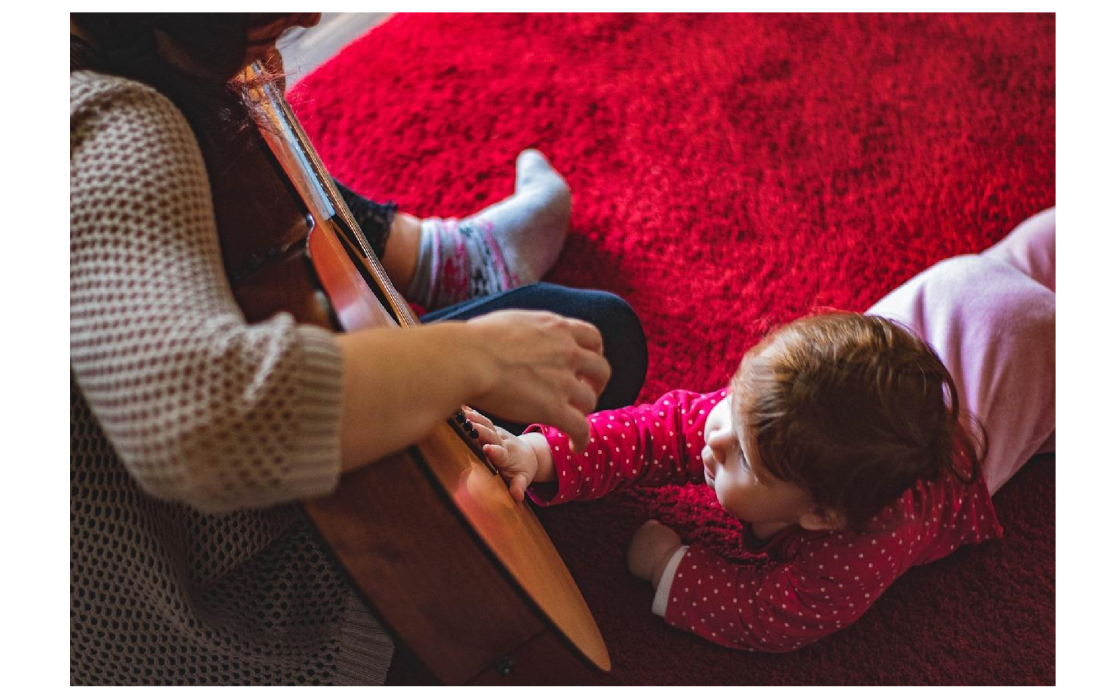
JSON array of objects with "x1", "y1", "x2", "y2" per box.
[{"x1": 702, "y1": 312, "x2": 983, "y2": 532}]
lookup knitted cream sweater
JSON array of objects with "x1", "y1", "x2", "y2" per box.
[{"x1": 70, "y1": 70, "x2": 393, "y2": 685}]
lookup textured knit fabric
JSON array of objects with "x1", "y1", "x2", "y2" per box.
[
  {"x1": 526, "y1": 388, "x2": 1002, "y2": 652},
  {"x1": 405, "y1": 217, "x2": 518, "y2": 309},
  {"x1": 70, "y1": 70, "x2": 393, "y2": 685}
]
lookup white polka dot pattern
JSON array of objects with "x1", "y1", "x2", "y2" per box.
[
  {"x1": 526, "y1": 388, "x2": 1003, "y2": 652},
  {"x1": 526, "y1": 388, "x2": 723, "y2": 503}
]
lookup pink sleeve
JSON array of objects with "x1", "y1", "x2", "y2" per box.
[
  {"x1": 524, "y1": 388, "x2": 728, "y2": 505},
  {"x1": 661, "y1": 531, "x2": 911, "y2": 653}
]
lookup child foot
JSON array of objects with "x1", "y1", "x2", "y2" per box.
[
  {"x1": 476, "y1": 149, "x2": 572, "y2": 285},
  {"x1": 403, "y1": 149, "x2": 572, "y2": 310}
]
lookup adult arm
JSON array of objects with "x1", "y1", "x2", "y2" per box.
[
  {"x1": 70, "y1": 75, "x2": 606, "y2": 512},
  {"x1": 335, "y1": 310, "x2": 608, "y2": 472},
  {"x1": 71, "y1": 76, "x2": 346, "y2": 512}
]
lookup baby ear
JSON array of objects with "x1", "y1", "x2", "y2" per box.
[{"x1": 799, "y1": 507, "x2": 845, "y2": 532}]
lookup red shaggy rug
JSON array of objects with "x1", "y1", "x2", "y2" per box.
[{"x1": 292, "y1": 13, "x2": 1055, "y2": 685}]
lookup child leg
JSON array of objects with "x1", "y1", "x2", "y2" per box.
[
  {"x1": 981, "y1": 207, "x2": 1055, "y2": 291},
  {"x1": 865, "y1": 216, "x2": 1055, "y2": 494},
  {"x1": 982, "y1": 207, "x2": 1057, "y2": 454},
  {"x1": 335, "y1": 150, "x2": 571, "y2": 310}
]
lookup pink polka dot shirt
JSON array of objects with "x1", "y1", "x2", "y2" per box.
[{"x1": 526, "y1": 389, "x2": 1003, "y2": 652}]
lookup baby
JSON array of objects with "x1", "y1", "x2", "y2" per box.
[{"x1": 467, "y1": 209, "x2": 1055, "y2": 652}]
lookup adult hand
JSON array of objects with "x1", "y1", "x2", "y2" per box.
[
  {"x1": 465, "y1": 310, "x2": 610, "y2": 451},
  {"x1": 627, "y1": 520, "x2": 683, "y2": 584}
]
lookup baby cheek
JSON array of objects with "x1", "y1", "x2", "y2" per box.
[{"x1": 702, "y1": 403, "x2": 724, "y2": 441}]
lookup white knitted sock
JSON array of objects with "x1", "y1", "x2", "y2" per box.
[
  {"x1": 404, "y1": 149, "x2": 571, "y2": 309},
  {"x1": 470, "y1": 149, "x2": 571, "y2": 285}
]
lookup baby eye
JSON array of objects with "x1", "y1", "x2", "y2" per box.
[{"x1": 741, "y1": 450, "x2": 770, "y2": 484}]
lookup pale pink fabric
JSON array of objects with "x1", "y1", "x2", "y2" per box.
[{"x1": 866, "y1": 209, "x2": 1056, "y2": 493}]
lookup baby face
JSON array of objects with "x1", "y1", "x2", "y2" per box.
[{"x1": 701, "y1": 394, "x2": 815, "y2": 526}]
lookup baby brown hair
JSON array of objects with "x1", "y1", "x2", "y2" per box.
[{"x1": 731, "y1": 312, "x2": 985, "y2": 530}]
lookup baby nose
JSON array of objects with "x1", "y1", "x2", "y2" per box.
[{"x1": 708, "y1": 433, "x2": 731, "y2": 463}]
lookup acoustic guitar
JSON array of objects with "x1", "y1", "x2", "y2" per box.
[{"x1": 211, "y1": 61, "x2": 609, "y2": 685}]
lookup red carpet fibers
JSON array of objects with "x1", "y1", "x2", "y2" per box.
[{"x1": 293, "y1": 13, "x2": 1055, "y2": 685}]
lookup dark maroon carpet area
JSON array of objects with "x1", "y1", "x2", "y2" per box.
[{"x1": 292, "y1": 13, "x2": 1055, "y2": 685}]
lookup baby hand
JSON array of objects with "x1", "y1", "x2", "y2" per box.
[
  {"x1": 626, "y1": 520, "x2": 684, "y2": 584},
  {"x1": 461, "y1": 407, "x2": 541, "y2": 503}
]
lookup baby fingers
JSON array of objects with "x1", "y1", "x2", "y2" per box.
[
  {"x1": 482, "y1": 442, "x2": 511, "y2": 467},
  {"x1": 508, "y1": 473, "x2": 530, "y2": 503},
  {"x1": 461, "y1": 406, "x2": 495, "y2": 431},
  {"x1": 465, "y1": 417, "x2": 503, "y2": 449}
]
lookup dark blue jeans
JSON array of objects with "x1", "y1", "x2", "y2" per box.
[{"x1": 421, "y1": 283, "x2": 648, "y2": 433}]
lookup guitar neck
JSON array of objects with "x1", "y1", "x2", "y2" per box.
[{"x1": 240, "y1": 62, "x2": 419, "y2": 329}]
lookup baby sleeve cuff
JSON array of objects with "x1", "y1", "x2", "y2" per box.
[
  {"x1": 651, "y1": 545, "x2": 689, "y2": 617},
  {"x1": 522, "y1": 424, "x2": 579, "y2": 507}
]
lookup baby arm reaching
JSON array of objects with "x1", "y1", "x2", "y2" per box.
[
  {"x1": 461, "y1": 407, "x2": 555, "y2": 503},
  {"x1": 528, "y1": 388, "x2": 730, "y2": 504},
  {"x1": 462, "y1": 389, "x2": 727, "y2": 505}
]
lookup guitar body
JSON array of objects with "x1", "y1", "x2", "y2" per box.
[{"x1": 210, "y1": 66, "x2": 609, "y2": 685}]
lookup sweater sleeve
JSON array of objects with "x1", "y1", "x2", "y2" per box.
[
  {"x1": 655, "y1": 527, "x2": 913, "y2": 652},
  {"x1": 70, "y1": 74, "x2": 343, "y2": 513},
  {"x1": 524, "y1": 388, "x2": 728, "y2": 505}
]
